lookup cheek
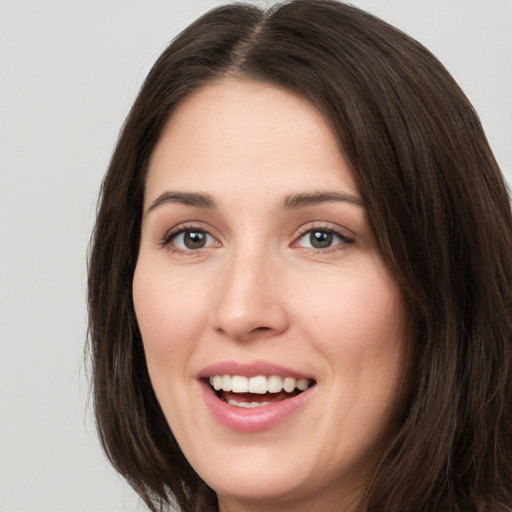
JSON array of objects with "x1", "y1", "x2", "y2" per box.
[
  {"x1": 132, "y1": 262, "x2": 211, "y2": 371},
  {"x1": 299, "y1": 267, "x2": 403, "y2": 347},
  {"x1": 293, "y1": 262, "x2": 406, "y2": 396}
]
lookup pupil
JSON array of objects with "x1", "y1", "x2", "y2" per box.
[
  {"x1": 310, "y1": 230, "x2": 332, "y2": 248},
  {"x1": 185, "y1": 231, "x2": 206, "y2": 249}
]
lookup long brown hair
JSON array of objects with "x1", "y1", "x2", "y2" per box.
[{"x1": 88, "y1": 1, "x2": 512, "y2": 510}]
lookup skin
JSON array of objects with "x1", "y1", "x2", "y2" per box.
[{"x1": 133, "y1": 80, "x2": 407, "y2": 512}]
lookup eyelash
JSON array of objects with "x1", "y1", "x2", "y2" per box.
[
  {"x1": 159, "y1": 223, "x2": 218, "y2": 255},
  {"x1": 293, "y1": 225, "x2": 354, "y2": 254},
  {"x1": 159, "y1": 223, "x2": 354, "y2": 255}
]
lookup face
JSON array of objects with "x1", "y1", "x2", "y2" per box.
[{"x1": 133, "y1": 80, "x2": 407, "y2": 511}]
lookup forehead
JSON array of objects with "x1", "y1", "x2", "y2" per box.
[{"x1": 145, "y1": 79, "x2": 358, "y2": 203}]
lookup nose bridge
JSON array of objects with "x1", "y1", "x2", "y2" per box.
[{"x1": 213, "y1": 241, "x2": 288, "y2": 341}]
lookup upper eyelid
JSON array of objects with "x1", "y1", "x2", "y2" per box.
[
  {"x1": 163, "y1": 222, "x2": 215, "y2": 238},
  {"x1": 296, "y1": 228, "x2": 351, "y2": 241},
  {"x1": 295, "y1": 222, "x2": 354, "y2": 239},
  {"x1": 174, "y1": 230, "x2": 217, "y2": 246},
  {"x1": 159, "y1": 223, "x2": 217, "y2": 247},
  {"x1": 157, "y1": 221, "x2": 354, "y2": 246},
  {"x1": 290, "y1": 234, "x2": 353, "y2": 261},
  {"x1": 159, "y1": 226, "x2": 220, "y2": 255}
]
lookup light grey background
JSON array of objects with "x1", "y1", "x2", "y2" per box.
[{"x1": 1, "y1": 1, "x2": 510, "y2": 511}]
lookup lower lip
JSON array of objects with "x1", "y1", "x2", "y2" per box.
[{"x1": 199, "y1": 381, "x2": 315, "y2": 433}]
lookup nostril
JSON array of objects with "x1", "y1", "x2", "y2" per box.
[{"x1": 252, "y1": 326, "x2": 271, "y2": 332}]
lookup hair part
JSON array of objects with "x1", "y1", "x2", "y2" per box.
[{"x1": 88, "y1": 1, "x2": 512, "y2": 511}]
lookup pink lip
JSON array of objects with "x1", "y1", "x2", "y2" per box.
[
  {"x1": 197, "y1": 360, "x2": 316, "y2": 433},
  {"x1": 198, "y1": 360, "x2": 314, "y2": 380}
]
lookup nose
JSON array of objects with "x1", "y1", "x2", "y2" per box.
[{"x1": 212, "y1": 248, "x2": 289, "y2": 342}]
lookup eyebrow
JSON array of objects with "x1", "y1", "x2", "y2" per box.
[
  {"x1": 281, "y1": 191, "x2": 364, "y2": 209},
  {"x1": 146, "y1": 189, "x2": 364, "y2": 216},
  {"x1": 146, "y1": 191, "x2": 216, "y2": 214}
]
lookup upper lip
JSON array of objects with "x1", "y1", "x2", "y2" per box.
[{"x1": 197, "y1": 360, "x2": 315, "y2": 380}]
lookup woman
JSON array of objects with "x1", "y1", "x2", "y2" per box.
[{"x1": 88, "y1": 1, "x2": 512, "y2": 511}]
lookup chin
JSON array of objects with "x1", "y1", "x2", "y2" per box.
[{"x1": 206, "y1": 468, "x2": 315, "y2": 509}]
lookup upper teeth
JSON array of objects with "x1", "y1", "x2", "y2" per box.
[{"x1": 209, "y1": 375, "x2": 311, "y2": 394}]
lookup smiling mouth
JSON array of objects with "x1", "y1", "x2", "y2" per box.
[{"x1": 208, "y1": 375, "x2": 316, "y2": 408}]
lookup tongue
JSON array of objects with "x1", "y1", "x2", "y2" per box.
[{"x1": 220, "y1": 390, "x2": 297, "y2": 404}]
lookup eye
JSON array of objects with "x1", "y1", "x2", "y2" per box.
[
  {"x1": 165, "y1": 228, "x2": 218, "y2": 251},
  {"x1": 295, "y1": 228, "x2": 353, "y2": 251}
]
